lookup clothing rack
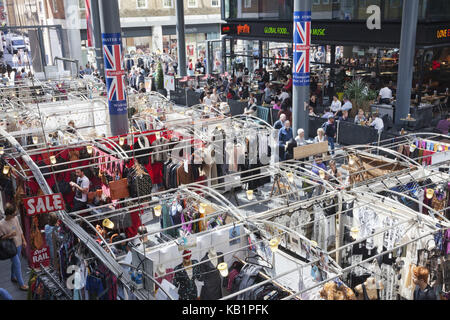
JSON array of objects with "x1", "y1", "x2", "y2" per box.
[
  {"x1": 38, "y1": 264, "x2": 73, "y2": 300},
  {"x1": 233, "y1": 256, "x2": 300, "y2": 300}
]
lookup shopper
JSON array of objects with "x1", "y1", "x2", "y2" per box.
[
  {"x1": 274, "y1": 114, "x2": 286, "y2": 130},
  {"x1": 323, "y1": 115, "x2": 337, "y2": 155},
  {"x1": 311, "y1": 154, "x2": 327, "y2": 176},
  {"x1": 338, "y1": 110, "x2": 350, "y2": 122},
  {"x1": 436, "y1": 114, "x2": 449, "y2": 135},
  {"x1": 354, "y1": 109, "x2": 367, "y2": 125},
  {"x1": 314, "y1": 128, "x2": 326, "y2": 143},
  {"x1": 342, "y1": 97, "x2": 353, "y2": 112},
  {"x1": 369, "y1": 112, "x2": 384, "y2": 134},
  {"x1": 0, "y1": 203, "x2": 28, "y2": 291},
  {"x1": 378, "y1": 82, "x2": 393, "y2": 104},
  {"x1": 70, "y1": 169, "x2": 90, "y2": 213},
  {"x1": 0, "y1": 288, "x2": 12, "y2": 300},
  {"x1": 412, "y1": 266, "x2": 437, "y2": 300},
  {"x1": 321, "y1": 107, "x2": 334, "y2": 119},
  {"x1": 44, "y1": 212, "x2": 59, "y2": 264},
  {"x1": 327, "y1": 160, "x2": 342, "y2": 184},
  {"x1": 295, "y1": 128, "x2": 306, "y2": 146},
  {"x1": 278, "y1": 120, "x2": 293, "y2": 161},
  {"x1": 273, "y1": 97, "x2": 282, "y2": 111},
  {"x1": 330, "y1": 95, "x2": 342, "y2": 115}
]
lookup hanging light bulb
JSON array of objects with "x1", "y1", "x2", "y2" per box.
[
  {"x1": 199, "y1": 203, "x2": 207, "y2": 214},
  {"x1": 3, "y1": 165, "x2": 10, "y2": 175},
  {"x1": 155, "y1": 131, "x2": 161, "y2": 139},
  {"x1": 349, "y1": 157, "x2": 355, "y2": 166},
  {"x1": 50, "y1": 155, "x2": 56, "y2": 164},
  {"x1": 119, "y1": 137, "x2": 125, "y2": 146},
  {"x1": 350, "y1": 227, "x2": 360, "y2": 240},
  {"x1": 154, "y1": 205, "x2": 162, "y2": 217},
  {"x1": 409, "y1": 144, "x2": 417, "y2": 153},
  {"x1": 437, "y1": 145, "x2": 444, "y2": 152},
  {"x1": 102, "y1": 218, "x2": 114, "y2": 230},
  {"x1": 287, "y1": 172, "x2": 294, "y2": 183},
  {"x1": 269, "y1": 238, "x2": 280, "y2": 252},
  {"x1": 217, "y1": 262, "x2": 228, "y2": 277},
  {"x1": 426, "y1": 188, "x2": 434, "y2": 200},
  {"x1": 86, "y1": 145, "x2": 93, "y2": 154},
  {"x1": 310, "y1": 240, "x2": 318, "y2": 248},
  {"x1": 32, "y1": 136, "x2": 38, "y2": 144},
  {"x1": 0, "y1": 147, "x2": 4, "y2": 155},
  {"x1": 319, "y1": 169, "x2": 326, "y2": 179},
  {"x1": 246, "y1": 190, "x2": 254, "y2": 200}
]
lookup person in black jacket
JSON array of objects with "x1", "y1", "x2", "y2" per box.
[
  {"x1": 323, "y1": 115, "x2": 337, "y2": 155},
  {"x1": 412, "y1": 266, "x2": 437, "y2": 300}
]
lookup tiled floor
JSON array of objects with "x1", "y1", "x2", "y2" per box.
[{"x1": 0, "y1": 254, "x2": 30, "y2": 300}]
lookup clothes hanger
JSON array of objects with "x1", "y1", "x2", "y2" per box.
[{"x1": 245, "y1": 253, "x2": 273, "y2": 269}]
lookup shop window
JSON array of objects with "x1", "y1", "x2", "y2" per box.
[
  {"x1": 188, "y1": 0, "x2": 198, "y2": 8},
  {"x1": 78, "y1": 0, "x2": 85, "y2": 9},
  {"x1": 52, "y1": 0, "x2": 58, "y2": 12},
  {"x1": 323, "y1": 0, "x2": 330, "y2": 4},
  {"x1": 211, "y1": 0, "x2": 219, "y2": 8},
  {"x1": 313, "y1": 0, "x2": 320, "y2": 5},
  {"x1": 163, "y1": 0, "x2": 173, "y2": 8},
  {"x1": 244, "y1": 0, "x2": 251, "y2": 8},
  {"x1": 136, "y1": 0, "x2": 147, "y2": 9}
]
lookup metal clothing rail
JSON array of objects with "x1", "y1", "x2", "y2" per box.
[{"x1": 38, "y1": 264, "x2": 73, "y2": 300}]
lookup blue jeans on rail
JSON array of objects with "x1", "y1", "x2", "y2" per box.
[{"x1": 11, "y1": 245, "x2": 25, "y2": 287}]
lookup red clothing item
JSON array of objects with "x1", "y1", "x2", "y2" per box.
[
  {"x1": 125, "y1": 206, "x2": 143, "y2": 238},
  {"x1": 284, "y1": 78, "x2": 293, "y2": 91}
]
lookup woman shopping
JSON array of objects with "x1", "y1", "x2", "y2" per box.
[{"x1": 0, "y1": 203, "x2": 28, "y2": 291}]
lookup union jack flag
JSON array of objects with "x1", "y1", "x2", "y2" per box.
[
  {"x1": 103, "y1": 44, "x2": 126, "y2": 101},
  {"x1": 293, "y1": 20, "x2": 310, "y2": 74}
]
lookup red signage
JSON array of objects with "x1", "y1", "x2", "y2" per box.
[
  {"x1": 23, "y1": 194, "x2": 65, "y2": 216},
  {"x1": 237, "y1": 24, "x2": 250, "y2": 35},
  {"x1": 31, "y1": 246, "x2": 51, "y2": 269}
]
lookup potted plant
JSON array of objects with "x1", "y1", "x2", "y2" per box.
[
  {"x1": 334, "y1": 69, "x2": 346, "y2": 101},
  {"x1": 344, "y1": 78, "x2": 377, "y2": 115},
  {"x1": 155, "y1": 62, "x2": 167, "y2": 97}
]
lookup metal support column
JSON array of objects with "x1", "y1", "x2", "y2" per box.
[
  {"x1": 292, "y1": 2, "x2": 311, "y2": 137},
  {"x1": 98, "y1": 0, "x2": 128, "y2": 136},
  {"x1": 395, "y1": 0, "x2": 419, "y2": 125},
  {"x1": 175, "y1": 0, "x2": 187, "y2": 77},
  {"x1": 259, "y1": 40, "x2": 263, "y2": 70},
  {"x1": 205, "y1": 40, "x2": 212, "y2": 75},
  {"x1": 221, "y1": 37, "x2": 227, "y2": 74},
  {"x1": 329, "y1": 45, "x2": 336, "y2": 100},
  {"x1": 90, "y1": 0, "x2": 105, "y2": 78},
  {"x1": 37, "y1": 27, "x2": 47, "y2": 79}
]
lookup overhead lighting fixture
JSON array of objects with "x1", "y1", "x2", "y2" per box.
[
  {"x1": 310, "y1": 240, "x2": 318, "y2": 248},
  {"x1": 246, "y1": 190, "x2": 254, "y2": 200},
  {"x1": 287, "y1": 172, "x2": 294, "y2": 183},
  {"x1": 437, "y1": 145, "x2": 444, "y2": 152},
  {"x1": 269, "y1": 238, "x2": 280, "y2": 252},
  {"x1": 217, "y1": 263, "x2": 228, "y2": 277},
  {"x1": 119, "y1": 137, "x2": 125, "y2": 146},
  {"x1": 319, "y1": 169, "x2": 326, "y2": 180},
  {"x1": 3, "y1": 165, "x2": 10, "y2": 175},
  {"x1": 154, "y1": 205, "x2": 162, "y2": 217},
  {"x1": 32, "y1": 136, "x2": 38, "y2": 144},
  {"x1": 199, "y1": 203, "x2": 207, "y2": 214},
  {"x1": 86, "y1": 145, "x2": 93, "y2": 154},
  {"x1": 50, "y1": 155, "x2": 56, "y2": 164},
  {"x1": 349, "y1": 157, "x2": 355, "y2": 166},
  {"x1": 0, "y1": 147, "x2": 3, "y2": 155},
  {"x1": 350, "y1": 227, "x2": 360, "y2": 240},
  {"x1": 102, "y1": 218, "x2": 114, "y2": 230},
  {"x1": 426, "y1": 188, "x2": 434, "y2": 200},
  {"x1": 409, "y1": 144, "x2": 417, "y2": 153}
]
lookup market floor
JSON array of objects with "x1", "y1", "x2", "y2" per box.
[{"x1": 0, "y1": 253, "x2": 30, "y2": 300}]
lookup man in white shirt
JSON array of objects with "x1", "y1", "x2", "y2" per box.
[
  {"x1": 203, "y1": 92, "x2": 213, "y2": 106},
  {"x1": 70, "y1": 169, "x2": 90, "y2": 212},
  {"x1": 378, "y1": 84, "x2": 393, "y2": 104},
  {"x1": 342, "y1": 97, "x2": 353, "y2": 112},
  {"x1": 370, "y1": 113, "x2": 384, "y2": 134}
]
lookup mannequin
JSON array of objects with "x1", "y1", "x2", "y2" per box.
[
  {"x1": 173, "y1": 250, "x2": 200, "y2": 300},
  {"x1": 208, "y1": 247, "x2": 218, "y2": 268},
  {"x1": 354, "y1": 277, "x2": 384, "y2": 300},
  {"x1": 199, "y1": 247, "x2": 224, "y2": 300}
]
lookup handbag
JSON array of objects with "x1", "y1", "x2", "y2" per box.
[
  {"x1": 109, "y1": 178, "x2": 130, "y2": 200},
  {"x1": 0, "y1": 238, "x2": 17, "y2": 260}
]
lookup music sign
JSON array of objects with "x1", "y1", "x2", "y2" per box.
[{"x1": 23, "y1": 193, "x2": 65, "y2": 216}]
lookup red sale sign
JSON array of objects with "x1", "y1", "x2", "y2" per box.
[
  {"x1": 31, "y1": 246, "x2": 51, "y2": 269},
  {"x1": 23, "y1": 194, "x2": 65, "y2": 216}
]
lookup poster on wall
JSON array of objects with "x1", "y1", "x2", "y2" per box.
[
  {"x1": 229, "y1": 226, "x2": 241, "y2": 246},
  {"x1": 187, "y1": 45, "x2": 195, "y2": 56},
  {"x1": 164, "y1": 75, "x2": 175, "y2": 91}
]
